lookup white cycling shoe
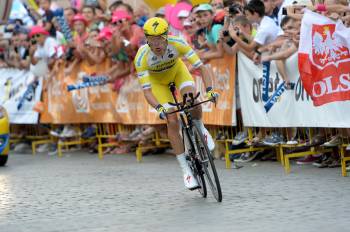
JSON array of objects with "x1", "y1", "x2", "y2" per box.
[
  {"x1": 177, "y1": 153, "x2": 199, "y2": 190},
  {"x1": 183, "y1": 170, "x2": 199, "y2": 190},
  {"x1": 202, "y1": 126, "x2": 215, "y2": 151}
]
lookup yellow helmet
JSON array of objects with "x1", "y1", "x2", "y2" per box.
[{"x1": 143, "y1": 17, "x2": 169, "y2": 36}]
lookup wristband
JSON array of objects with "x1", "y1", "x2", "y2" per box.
[
  {"x1": 316, "y1": 4, "x2": 327, "y2": 12},
  {"x1": 155, "y1": 104, "x2": 163, "y2": 111}
]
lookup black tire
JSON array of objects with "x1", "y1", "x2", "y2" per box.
[
  {"x1": 183, "y1": 128, "x2": 207, "y2": 198},
  {"x1": 193, "y1": 121, "x2": 222, "y2": 202},
  {"x1": 194, "y1": 160, "x2": 207, "y2": 198},
  {"x1": 0, "y1": 155, "x2": 8, "y2": 166}
]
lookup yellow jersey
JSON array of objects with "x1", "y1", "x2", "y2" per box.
[{"x1": 134, "y1": 35, "x2": 203, "y2": 89}]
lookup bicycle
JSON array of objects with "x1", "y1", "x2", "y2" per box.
[{"x1": 167, "y1": 82, "x2": 222, "y2": 202}]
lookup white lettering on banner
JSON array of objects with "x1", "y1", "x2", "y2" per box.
[
  {"x1": 218, "y1": 101, "x2": 229, "y2": 110},
  {"x1": 238, "y1": 52, "x2": 350, "y2": 127},
  {"x1": 252, "y1": 73, "x2": 282, "y2": 103},
  {"x1": 312, "y1": 74, "x2": 350, "y2": 97},
  {"x1": 208, "y1": 64, "x2": 230, "y2": 91},
  {"x1": 0, "y1": 68, "x2": 42, "y2": 124}
]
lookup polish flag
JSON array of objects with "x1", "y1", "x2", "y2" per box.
[{"x1": 298, "y1": 10, "x2": 350, "y2": 106}]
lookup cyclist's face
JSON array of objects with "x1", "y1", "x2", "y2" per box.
[{"x1": 146, "y1": 35, "x2": 168, "y2": 56}]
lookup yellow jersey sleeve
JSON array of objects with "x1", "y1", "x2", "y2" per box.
[
  {"x1": 134, "y1": 45, "x2": 151, "y2": 89},
  {"x1": 168, "y1": 36, "x2": 203, "y2": 69}
]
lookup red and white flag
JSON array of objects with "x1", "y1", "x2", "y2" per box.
[{"x1": 298, "y1": 10, "x2": 350, "y2": 106}]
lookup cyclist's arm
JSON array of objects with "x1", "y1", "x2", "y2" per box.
[
  {"x1": 134, "y1": 47, "x2": 160, "y2": 108},
  {"x1": 143, "y1": 88, "x2": 159, "y2": 109},
  {"x1": 198, "y1": 64, "x2": 213, "y2": 90},
  {"x1": 136, "y1": 67, "x2": 160, "y2": 108},
  {"x1": 177, "y1": 39, "x2": 213, "y2": 89}
]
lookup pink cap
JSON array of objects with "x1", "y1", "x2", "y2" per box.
[
  {"x1": 72, "y1": 14, "x2": 88, "y2": 25},
  {"x1": 112, "y1": 10, "x2": 132, "y2": 23},
  {"x1": 29, "y1": 26, "x2": 49, "y2": 38},
  {"x1": 97, "y1": 27, "x2": 113, "y2": 41}
]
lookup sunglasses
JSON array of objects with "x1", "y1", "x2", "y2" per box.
[
  {"x1": 112, "y1": 19, "x2": 126, "y2": 25},
  {"x1": 31, "y1": 34, "x2": 41, "y2": 39}
]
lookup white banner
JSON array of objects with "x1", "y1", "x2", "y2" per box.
[
  {"x1": 238, "y1": 52, "x2": 350, "y2": 128},
  {"x1": 0, "y1": 68, "x2": 42, "y2": 124}
]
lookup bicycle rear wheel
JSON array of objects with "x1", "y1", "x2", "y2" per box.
[{"x1": 193, "y1": 121, "x2": 222, "y2": 202}]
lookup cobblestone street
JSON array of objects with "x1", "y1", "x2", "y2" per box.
[{"x1": 0, "y1": 152, "x2": 349, "y2": 232}]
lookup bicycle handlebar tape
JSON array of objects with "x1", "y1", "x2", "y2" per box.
[
  {"x1": 262, "y1": 61, "x2": 270, "y2": 102},
  {"x1": 264, "y1": 81, "x2": 286, "y2": 113}
]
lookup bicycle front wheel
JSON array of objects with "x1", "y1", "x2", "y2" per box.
[
  {"x1": 183, "y1": 127, "x2": 207, "y2": 198},
  {"x1": 193, "y1": 121, "x2": 222, "y2": 202}
]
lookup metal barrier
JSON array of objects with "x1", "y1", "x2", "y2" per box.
[
  {"x1": 10, "y1": 124, "x2": 51, "y2": 154},
  {"x1": 96, "y1": 124, "x2": 170, "y2": 161},
  {"x1": 10, "y1": 123, "x2": 350, "y2": 177}
]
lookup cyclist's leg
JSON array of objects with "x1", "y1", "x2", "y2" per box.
[
  {"x1": 174, "y1": 61, "x2": 202, "y2": 120},
  {"x1": 150, "y1": 75, "x2": 198, "y2": 189},
  {"x1": 175, "y1": 62, "x2": 215, "y2": 150},
  {"x1": 150, "y1": 81, "x2": 185, "y2": 155}
]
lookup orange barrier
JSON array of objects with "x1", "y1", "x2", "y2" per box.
[{"x1": 40, "y1": 56, "x2": 236, "y2": 125}]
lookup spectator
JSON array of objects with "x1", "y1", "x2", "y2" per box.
[
  {"x1": 134, "y1": 4, "x2": 150, "y2": 27},
  {"x1": 182, "y1": 19, "x2": 198, "y2": 46},
  {"x1": 108, "y1": 0, "x2": 123, "y2": 13},
  {"x1": 113, "y1": 2, "x2": 134, "y2": 16},
  {"x1": 211, "y1": 0, "x2": 224, "y2": 11},
  {"x1": 106, "y1": 10, "x2": 145, "y2": 89},
  {"x1": 222, "y1": 15, "x2": 253, "y2": 58},
  {"x1": 29, "y1": 25, "x2": 57, "y2": 78},
  {"x1": 81, "y1": 5, "x2": 96, "y2": 28},
  {"x1": 64, "y1": 7, "x2": 78, "y2": 25},
  {"x1": 16, "y1": 30, "x2": 31, "y2": 69},
  {"x1": 229, "y1": 0, "x2": 279, "y2": 62},
  {"x1": 65, "y1": 14, "x2": 89, "y2": 75},
  {"x1": 39, "y1": 0, "x2": 56, "y2": 37},
  {"x1": 111, "y1": 10, "x2": 144, "y2": 57},
  {"x1": 261, "y1": 16, "x2": 297, "y2": 87},
  {"x1": 194, "y1": 4, "x2": 224, "y2": 61},
  {"x1": 79, "y1": 0, "x2": 107, "y2": 12}
]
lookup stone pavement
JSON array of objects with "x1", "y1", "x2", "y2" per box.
[{"x1": 0, "y1": 151, "x2": 349, "y2": 232}]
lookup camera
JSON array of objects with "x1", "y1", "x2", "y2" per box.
[
  {"x1": 31, "y1": 39, "x2": 37, "y2": 45},
  {"x1": 282, "y1": 7, "x2": 287, "y2": 15},
  {"x1": 65, "y1": 47, "x2": 75, "y2": 61},
  {"x1": 223, "y1": 30, "x2": 229, "y2": 37}
]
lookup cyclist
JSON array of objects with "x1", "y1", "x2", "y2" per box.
[{"x1": 134, "y1": 17, "x2": 218, "y2": 190}]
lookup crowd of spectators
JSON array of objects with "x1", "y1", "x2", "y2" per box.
[{"x1": 1, "y1": 0, "x2": 350, "y2": 169}]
